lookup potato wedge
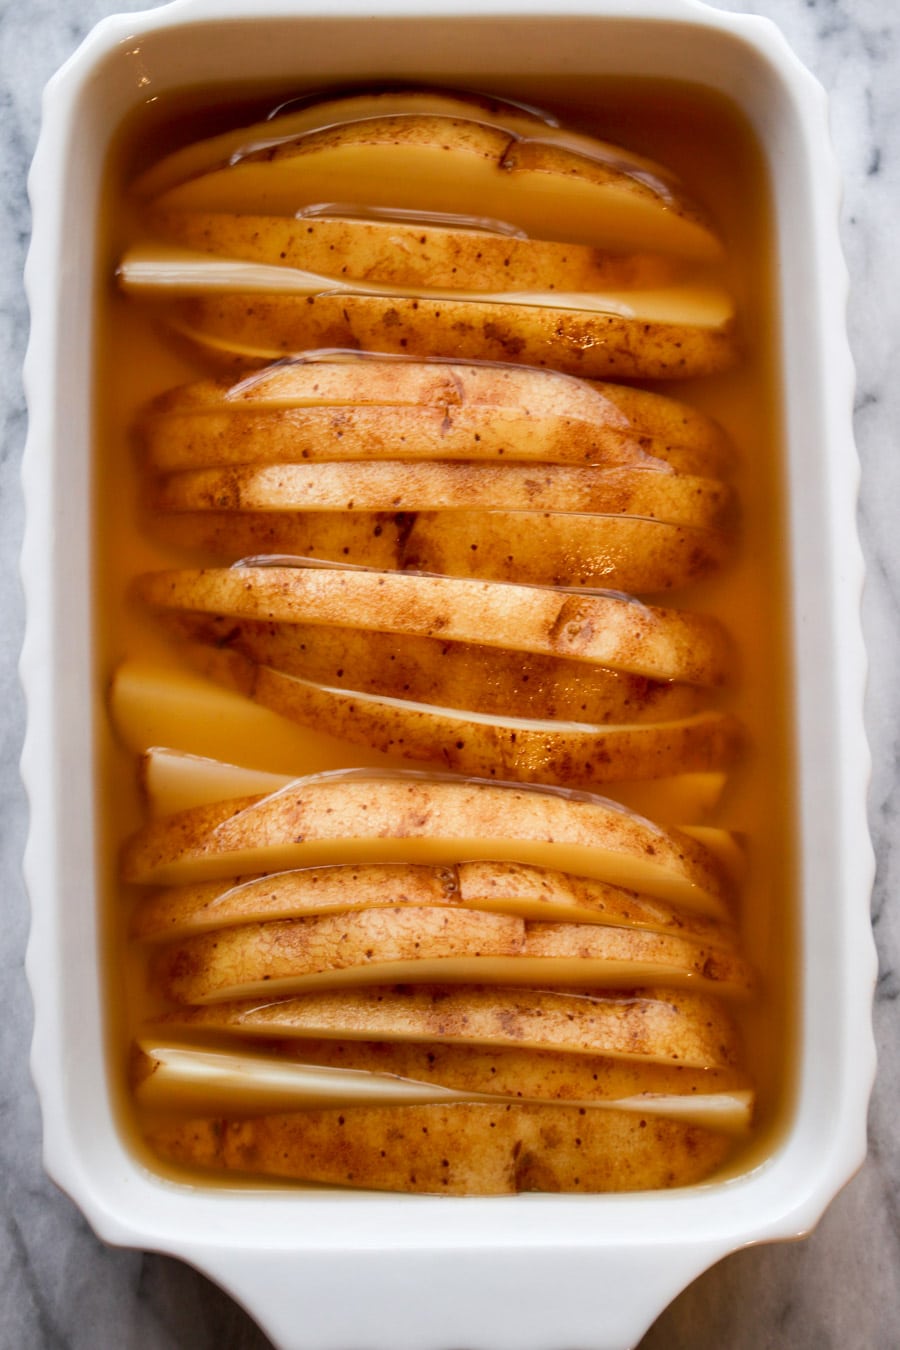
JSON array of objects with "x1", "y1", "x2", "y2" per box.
[
  {"x1": 163, "y1": 291, "x2": 738, "y2": 381},
  {"x1": 151, "y1": 906, "x2": 528, "y2": 1003},
  {"x1": 151, "y1": 909, "x2": 752, "y2": 1003},
  {"x1": 154, "y1": 461, "x2": 730, "y2": 530},
  {"x1": 134, "y1": 1040, "x2": 754, "y2": 1130},
  {"x1": 142, "y1": 357, "x2": 732, "y2": 477},
  {"x1": 135, "y1": 88, "x2": 714, "y2": 244},
  {"x1": 156, "y1": 615, "x2": 706, "y2": 725},
  {"x1": 151, "y1": 209, "x2": 682, "y2": 294},
  {"x1": 186, "y1": 657, "x2": 741, "y2": 788},
  {"x1": 140, "y1": 744, "x2": 726, "y2": 830},
  {"x1": 135, "y1": 566, "x2": 733, "y2": 686},
  {"x1": 145, "y1": 1102, "x2": 733, "y2": 1193},
  {"x1": 132, "y1": 857, "x2": 739, "y2": 946},
  {"x1": 121, "y1": 772, "x2": 735, "y2": 915},
  {"x1": 150, "y1": 510, "x2": 731, "y2": 593},
  {"x1": 150, "y1": 108, "x2": 721, "y2": 261},
  {"x1": 275, "y1": 1037, "x2": 752, "y2": 1117},
  {"x1": 154, "y1": 982, "x2": 743, "y2": 1068}
]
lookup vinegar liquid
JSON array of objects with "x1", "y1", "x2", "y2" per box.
[{"x1": 93, "y1": 78, "x2": 796, "y2": 1186}]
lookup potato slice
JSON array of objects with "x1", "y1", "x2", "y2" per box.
[
  {"x1": 183, "y1": 656, "x2": 741, "y2": 788},
  {"x1": 275, "y1": 1037, "x2": 752, "y2": 1120},
  {"x1": 151, "y1": 109, "x2": 721, "y2": 261},
  {"x1": 163, "y1": 291, "x2": 738, "y2": 381},
  {"x1": 150, "y1": 909, "x2": 752, "y2": 1003},
  {"x1": 135, "y1": 566, "x2": 733, "y2": 686},
  {"x1": 151, "y1": 210, "x2": 681, "y2": 294},
  {"x1": 135, "y1": 88, "x2": 714, "y2": 243},
  {"x1": 154, "y1": 983, "x2": 743, "y2": 1068},
  {"x1": 145, "y1": 1102, "x2": 733, "y2": 1193},
  {"x1": 154, "y1": 461, "x2": 730, "y2": 531},
  {"x1": 135, "y1": 1041, "x2": 754, "y2": 1131},
  {"x1": 142, "y1": 356, "x2": 732, "y2": 477},
  {"x1": 151, "y1": 510, "x2": 730, "y2": 593},
  {"x1": 121, "y1": 771, "x2": 735, "y2": 915},
  {"x1": 132, "y1": 857, "x2": 739, "y2": 946},
  {"x1": 151, "y1": 906, "x2": 527, "y2": 1003},
  {"x1": 156, "y1": 616, "x2": 706, "y2": 725},
  {"x1": 140, "y1": 744, "x2": 726, "y2": 830}
]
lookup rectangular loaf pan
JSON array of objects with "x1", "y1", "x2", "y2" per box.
[{"x1": 22, "y1": 3, "x2": 875, "y2": 1347}]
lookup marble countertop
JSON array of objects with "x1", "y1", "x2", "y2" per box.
[{"x1": 1, "y1": 1, "x2": 896, "y2": 1345}]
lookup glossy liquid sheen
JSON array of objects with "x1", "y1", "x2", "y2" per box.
[{"x1": 93, "y1": 79, "x2": 796, "y2": 1186}]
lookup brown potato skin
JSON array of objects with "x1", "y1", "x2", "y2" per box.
[{"x1": 146, "y1": 1102, "x2": 733, "y2": 1194}]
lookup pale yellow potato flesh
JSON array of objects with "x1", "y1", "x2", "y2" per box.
[
  {"x1": 145, "y1": 1101, "x2": 733, "y2": 1193},
  {"x1": 152, "y1": 112, "x2": 721, "y2": 261},
  {"x1": 194, "y1": 659, "x2": 742, "y2": 788},
  {"x1": 135, "y1": 566, "x2": 733, "y2": 686},
  {"x1": 131, "y1": 858, "x2": 740, "y2": 945},
  {"x1": 154, "y1": 616, "x2": 707, "y2": 724},
  {"x1": 150, "y1": 907, "x2": 752, "y2": 1003},
  {"x1": 139, "y1": 744, "x2": 726, "y2": 829},
  {"x1": 109, "y1": 656, "x2": 387, "y2": 776},
  {"x1": 150, "y1": 509, "x2": 731, "y2": 593},
  {"x1": 133, "y1": 87, "x2": 706, "y2": 219},
  {"x1": 155, "y1": 461, "x2": 730, "y2": 531},
  {"x1": 120, "y1": 773, "x2": 736, "y2": 916},
  {"x1": 154, "y1": 982, "x2": 743, "y2": 1068},
  {"x1": 165, "y1": 291, "x2": 738, "y2": 381},
  {"x1": 151, "y1": 210, "x2": 683, "y2": 294}
]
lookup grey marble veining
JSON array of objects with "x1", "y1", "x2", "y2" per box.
[{"x1": 1, "y1": 1, "x2": 897, "y2": 1346}]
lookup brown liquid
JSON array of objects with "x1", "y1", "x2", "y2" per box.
[{"x1": 93, "y1": 79, "x2": 796, "y2": 1186}]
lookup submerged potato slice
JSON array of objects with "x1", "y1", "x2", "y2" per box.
[
  {"x1": 134, "y1": 1040, "x2": 754, "y2": 1130},
  {"x1": 150, "y1": 108, "x2": 722, "y2": 261},
  {"x1": 164, "y1": 291, "x2": 738, "y2": 381},
  {"x1": 135, "y1": 566, "x2": 733, "y2": 686},
  {"x1": 145, "y1": 1101, "x2": 733, "y2": 1193},
  {"x1": 151, "y1": 209, "x2": 682, "y2": 294},
  {"x1": 121, "y1": 772, "x2": 736, "y2": 916},
  {"x1": 140, "y1": 743, "x2": 727, "y2": 829},
  {"x1": 155, "y1": 982, "x2": 743, "y2": 1068},
  {"x1": 275, "y1": 1037, "x2": 752, "y2": 1120},
  {"x1": 150, "y1": 510, "x2": 731, "y2": 593},
  {"x1": 157, "y1": 615, "x2": 706, "y2": 725},
  {"x1": 154, "y1": 461, "x2": 730, "y2": 531},
  {"x1": 181, "y1": 652, "x2": 741, "y2": 788},
  {"x1": 142, "y1": 357, "x2": 733, "y2": 477},
  {"x1": 132, "y1": 857, "x2": 739, "y2": 945},
  {"x1": 150, "y1": 906, "x2": 752, "y2": 1003}
]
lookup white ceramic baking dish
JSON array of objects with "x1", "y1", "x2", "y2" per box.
[{"x1": 22, "y1": 2, "x2": 875, "y2": 1346}]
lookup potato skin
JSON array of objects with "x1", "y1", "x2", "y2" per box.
[{"x1": 146, "y1": 1102, "x2": 733, "y2": 1194}]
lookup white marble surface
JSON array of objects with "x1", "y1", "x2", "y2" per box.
[{"x1": 1, "y1": 0, "x2": 897, "y2": 1345}]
